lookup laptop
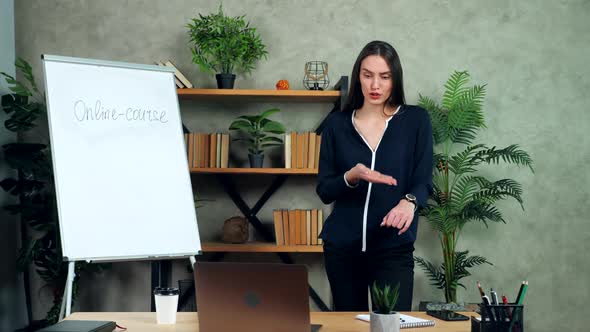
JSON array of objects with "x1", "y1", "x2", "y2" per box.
[{"x1": 194, "y1": 261, "x2": 322, "y2": 332}]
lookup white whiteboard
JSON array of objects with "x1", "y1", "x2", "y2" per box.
[{"x1": 42, "y1": 55, "x2": 201, "y2": 261}]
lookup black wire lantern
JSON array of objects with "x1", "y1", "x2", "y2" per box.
[{"x1": 303, "y1": 61, "x2": 329, "y2": 90}]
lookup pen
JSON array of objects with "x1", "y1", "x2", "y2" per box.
[
  {"x1": 516, "y1": 281, "x2": 528, "y2": 304},
  {"x1": 509, "y1": 281, "x2": 528, "y2": 331},
  {"x1": 515, "y1": 281, "x2": 526, "y2": 303},
  {"x1": 477, "y1": 281, "x2": 485, "y2": 297},
  {"x1": 502, "y1": 295, "x2": 511, "y2": 322},
  {"x1": 482, "y1": 295, "x2": 496, "y2": 322}
]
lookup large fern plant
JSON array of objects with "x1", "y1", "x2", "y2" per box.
[{"x1": 414, "y1": 71, "x2": 534, "y2": 303}]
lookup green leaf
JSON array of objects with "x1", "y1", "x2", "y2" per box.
[
  {"x1": 1, "y1": 72, "x2": 33, "y2": 97},
  {"x1": 442, "y1": 71, "x2": 470, "y2": 111},
  {"x1": 419, "y1": 94, "x2": 449, "y2": 144},
  {"x1": 259, "y1": 108, "x2": 280, "y2": 120},
  {"x1": 15, "y1": 57, "x2": 39, "y2": 94},
  {"x1": 260, "y1": 136, "x2": 283, "y2": 143},
  {"x1": 414, "y1": 257, "x2": 446, "y2": 290},
  {"x1": 468, "y1": 144, "x2": 534, "y2": 173},
  {"x1": 261, "y1": 120, "x2": 285, "y2": 134}
]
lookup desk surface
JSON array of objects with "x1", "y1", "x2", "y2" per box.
[{"x1": 67, "y1": 312, "x2": 477, "y2": 332}]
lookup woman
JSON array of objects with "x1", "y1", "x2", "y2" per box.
[{"x1": 316, "y1": 40, "x2": 433, "y2": 311}]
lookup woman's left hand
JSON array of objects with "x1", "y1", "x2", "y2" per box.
[{"x1": 381, "y1": 199, "x2": 415, "y2": 235}]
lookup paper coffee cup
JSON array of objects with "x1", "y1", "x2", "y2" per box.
[{"x1": 154, "y1": 287, "x2": 179, "y2": 324}]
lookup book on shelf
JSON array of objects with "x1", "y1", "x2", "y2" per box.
[
  {"x1": 284, "y1": 133, "x2": 292, "y2": 168},
  {"x1": 273, "y1": 209, "x2": 324, "y2": 246},
  {"x1": 216, "y1": 133, "x2": 222, "y2": 168},
  {"x1": 302, "y1": 132, "x2": 309, "y2": 169},
  {"x1": 306, "y1": 210, "x2": 312, "y2": 245},
  {"x1": 273, "y1": 210, "x2": 284, "y2": 246},
  {"x1": 163, "y1": 60, "x2": 194, "y2": 88},
  {"x1": 155, "y1": 61, "x2": 185, "y2": 88},
  {"x1": 209, "y1": 133, "x2": 217, "y2": 168},
  {"x1": 285, "y1": 132, "x2": 321, "y2": 170},
  {"x1": 220, "y1": 134, "x2": 229, "y2": 168},
  {"x1": 311, "y1": 209, "x2": 318, "y2": 245},
  {"x1": 288, "y1": 209, "x2": 297, "y2": 245},
  {"x1": 295, "y1": 209, "x2": 302, "y2": 245},
  {"x1": 308, "y1": 133, "x2": 317, "y2": 169},
  {"x1": 185, "y1": 132, "x2": 229, "y2": 169},
  {"x1": 281, "y1": 210, "x2": 289, "y2": 245},
  {"x1": 317, "y1": 209, "x2": 323, "y2": 245}
]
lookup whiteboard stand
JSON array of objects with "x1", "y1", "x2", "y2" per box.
[
  {"x1": 189, "y1": 255, "x2": 197, "y2": 270},
  {"x1": 65, "y1": 261, "x2": 75, "y2": 317},
  {"x1": 42, "y1": 54, "x2": 202, "y2": 319},
  {"x1": 61, "y1": 255, "x2": 199, "y2": 318}
]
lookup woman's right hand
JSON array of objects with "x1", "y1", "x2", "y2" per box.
[{"x1": 345, "y1": 163, "x2": 397, "y2": 186}]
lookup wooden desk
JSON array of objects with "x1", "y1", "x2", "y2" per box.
[{"x1": 67, "y1": 312, "x2": 477, "y2": 331}]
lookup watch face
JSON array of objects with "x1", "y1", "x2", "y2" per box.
[{"x1": 406, "y1": 194, "x2": 417, "y2": 201}]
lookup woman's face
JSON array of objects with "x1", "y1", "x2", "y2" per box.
[{"x1": 359, "y1": 55, "x2": 393, "y2": 107}]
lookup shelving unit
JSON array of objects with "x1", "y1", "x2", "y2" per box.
[
  {"x1": 152, "y1": 76, "x2": 348, "y2": 312},
  {"x1": 176, "y1": 88, "x2": 340, "y2": 102},
  {"x1": 190, "y1": 167, "x2": 318, "y2": 175},
  {"x1": 201, "y1": 242, "x2": 323, "y2": 253}
]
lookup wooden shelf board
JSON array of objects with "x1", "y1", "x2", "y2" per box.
[
  {"x1": 190, "y1": 167, "x2": 318, "y2": 175},
  {"x1": 177, "y1": 88, "x2": 340, "y2": 102},
  {"x1": 201, "y1": 242, "x2": 323, "y2": 253}
]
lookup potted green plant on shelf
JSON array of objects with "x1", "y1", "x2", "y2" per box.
[
  {"x1": 370, "y1": 281, "x2": 401, "y2": 332},
  {"x1": 414, "y1": 70, "x2": 534, "y2": 306},
  {"x1": 1, "y1": 59, "x2": 109, "y2": 328},
  {"x1": 228, "y1": 108, "x2": 285, "y2": 168},
  {"x1": 187, "y1": 3, "x2": 268, "y2": 89}
]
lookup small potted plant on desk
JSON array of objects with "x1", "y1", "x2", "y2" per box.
[
  {"x1": 229, "y1": 108, "x2": 285, "y2": 168},
  {"x1": 370, "y1": 281, "x2": 401, "y2": 332}
]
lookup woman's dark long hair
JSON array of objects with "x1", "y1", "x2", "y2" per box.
[{"x1": 344, "y1": 40, "x2": 406, "y2": 115}]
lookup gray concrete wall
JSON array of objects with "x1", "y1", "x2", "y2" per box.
[
  {"x1": 12, "y1": 1, "x2": 590, "y2": 331},
  {"x1": 1, "y1": 0, "x2": 28, "y2": 330}
]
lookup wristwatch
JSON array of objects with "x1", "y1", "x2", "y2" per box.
[{"x1": 405, "y1": 194, "x2": 417, "y2": 210}]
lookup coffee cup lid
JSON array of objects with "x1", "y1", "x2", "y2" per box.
[{"x1": 154, "y1": 287, "x2": 179, "y2": 296}]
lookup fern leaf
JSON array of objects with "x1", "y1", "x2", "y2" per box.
[
  {"x1": 419, "y1": 94, "x2": 449, "y2": 144},
  {"x1": 414, "y1": 256, "x2": 446, "y2": 290},
  {"x1": 471, "y1": 144, "x2": 534, "y2": 172},
  {"x1": 443, "y1": 71, "x2": 470, "y2": 111},
  {"x1": 449, "y1": 144, "x2": 486, "y2": 175}
]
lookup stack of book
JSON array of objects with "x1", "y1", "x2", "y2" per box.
[
  {"x1": 272, "y1": 209, "x2": 324, "y2": 246},
  {"x1": 184, "y1": 132, "x2": 229, "y2": 168},
  {"x1": 284, "y1": 132, "x2": 321, "y2": 169},
  {"x1": 155, "y1": 60, "x2": 193, "y2": 88}
]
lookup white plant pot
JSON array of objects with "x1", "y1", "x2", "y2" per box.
[{"x1": 370, "y1": 312, "x2": 400, "y2": 332}]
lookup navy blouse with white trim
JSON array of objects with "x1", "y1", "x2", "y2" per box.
[{"x1": 316, "y1": 105, "x2": 433, "y2": 252}]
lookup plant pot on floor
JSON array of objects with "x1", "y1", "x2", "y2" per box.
[
  {"x1": 370, "y1": 312, "x2": 400, "y2": 332},
  {"x1": 248, "y1": 153, "x2": 264, "y2": 168},
  {"x1": 216, "y1": 73, "x2": 236, "y2": 89}
]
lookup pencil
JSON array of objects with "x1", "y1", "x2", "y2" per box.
[{"x1": 477, "y1": 281, "x2": 485, "y2": 297}]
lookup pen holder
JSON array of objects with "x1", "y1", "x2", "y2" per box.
[{"x1": 471, "y1": 303, "x2": 524, "y2": 332}]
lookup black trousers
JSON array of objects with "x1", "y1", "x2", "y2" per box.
[{"x1": 323, "y1": 241, "x2": 415, "y2": 312}]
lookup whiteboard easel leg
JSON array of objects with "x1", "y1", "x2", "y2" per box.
[
  {"x1": 189, "y1": 255, "x2": 196, "y2": 271},
  {"x1": 65, "y1": 261, "x2": 76, "y2": 317},
  {"x1": 59, "y1": 282, "x2": 67, "y2": 321}
]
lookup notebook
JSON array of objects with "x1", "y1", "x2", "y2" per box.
[
  {"x1": 356, "y1": 314, "x2": 435, "y2": 329},
  {"x1": 37, "y1": 320, "x2": 115, "y2": 332}
]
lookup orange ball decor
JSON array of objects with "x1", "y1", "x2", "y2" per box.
[{"x1": 275, "y1": 79, "x2": 290, "y2": 90}]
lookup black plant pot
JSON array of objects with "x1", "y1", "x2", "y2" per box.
[
  {"x1": 248, "y1": 153, "x2": 264, "y2": 168},
  {"x1": 216, "y1": 73, "x2": 236, "y2": 89}
]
